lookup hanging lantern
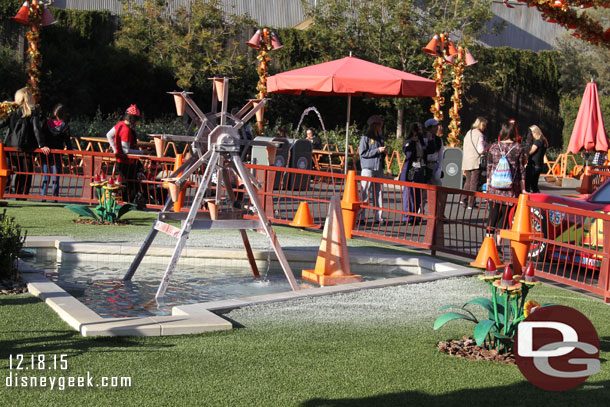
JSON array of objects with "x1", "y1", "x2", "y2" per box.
[
  {"x1": 270, "y1": 31, "x2": 283, "y2": 50},
  {"x1": 446, "y1": 41, "x2": 459, "y2": 56},
  {"x1": 464, "y1": 49, "x2": 478, "y2": 66},
  {"x1": 422, "y1": 35, "x2": 441, "y2": 56},
  {"x1": 41, "y1": 4, "x2": 56, "y2": 26},
  {"x1": 246, "y1": 29, "x2": 262, "y2": 49},
  {"x1": 12, "y1": 1, "x2": 30, "y2": 25}
]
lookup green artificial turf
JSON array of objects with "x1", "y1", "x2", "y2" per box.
[
  {"x1": 0, "y1": 281, "x2": 608, "y2": 407},
  {"x1": 2, "y1": 200, "x2": 422, "y2": 256}
]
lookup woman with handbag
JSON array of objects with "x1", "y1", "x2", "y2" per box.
[{"x1": 460, "y1": 117, "x2": 487, "y2": 209}]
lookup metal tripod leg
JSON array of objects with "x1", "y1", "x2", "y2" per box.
[
  {"x1": 155, "y1": 150, "x2": 220, "y2": 299},
  {"x1": 231, "y1": 152, "x2": 299, "y2": 291},
  {"x1": 220, "y1": 167, "x2": 259, "y2": 278},
  {"x1": 124, "y1": 197, "x2": 174, "y2": 281}
]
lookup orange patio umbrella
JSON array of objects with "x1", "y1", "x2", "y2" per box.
[
  {"x1": 567, "y1": 80, "x2": 608, "y2": 155},
  {"x1": 267, "y1": 56, "x2": 436, "y2": 172}
]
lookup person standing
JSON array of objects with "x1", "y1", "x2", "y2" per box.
[
  {"x1": 0, "y1": 88, "x2": 50, "y2": 197},
  {"x1": 399, "y1": 122, "x2": 426, "y2": 224},
  {"x1": 525, "y1": 125, "x2": 548, "y2": 193},
  {"x1": 41, "y1": 103, "x2": 71, "y2": 200},
  {"x1": 359, "y1": 115, "x2": 386, "y2": 223},
  {"x1": 423, "y1": 118, "x2": 443, "y2": 186},
  {"x1": 113, "y1": 104, "x2": 147, "y2": 208},
  {"x1": 461, "y1": 117, "x2": 487, "y2": 208},
  {"x1": 486, "y1": 121, "x2": 526, "y2": 246}
]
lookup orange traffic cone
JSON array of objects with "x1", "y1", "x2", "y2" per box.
[
  {"x1": 0, "y1": 142, "x2": 10, "y2": 205},
  {"x1": 577, "y1": 165, "x2": 593, "y2": 194},
  {"x1": 500, "y1": 193, "x2": 541, "y2": 275},
  {"x1": 289, "y1": 202, "x2": 316, "y2": 228},
  {"x1": 340, "y1": 170, "x2": 363, "y2": 239},
  {"x1": 470, "y1": 236, "x2": 504, "y2": 269},
  {"x1": 302, "y1": 196, "x2": 362, "y2": 286}
]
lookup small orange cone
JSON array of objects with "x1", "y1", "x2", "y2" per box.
[
  {"x1": 577, "y1": 165, "x2": 593, "y2": 194},
  {"x1": 340, "y1": 170, "x2": 364, "y2": 239},
  {"x1": 302, "y1": 196, "x2": 362, "y2": 286},
  {"x1": 0, "y1": 142, "x2": 11, "y2": 203},
  {"x1": 470, "y1": 236, "x2": 504, "y2": 269},
  {"x1": 289, "y1": 202, "x2": 316, "y2": 228},
  {"x1": 500, "y1": 193, "x2": 541, "y2": 275}
]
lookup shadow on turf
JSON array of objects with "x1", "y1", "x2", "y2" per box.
[{"x1": 300, "y1": 380, "x2": 610, "y2": 407}]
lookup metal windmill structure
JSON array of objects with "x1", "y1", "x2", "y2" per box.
[{"x1": 124, "y1": 77, "x2": 299, "y2": 299}]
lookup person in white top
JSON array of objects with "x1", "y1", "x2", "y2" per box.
[{"x1": 460, "y1": 117, "x2": 487, "y2": 209}]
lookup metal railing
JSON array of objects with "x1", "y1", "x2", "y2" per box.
[{"x1": 2, "y1": 146, "x2": 608, "y2": 303}]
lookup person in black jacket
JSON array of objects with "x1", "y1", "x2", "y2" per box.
[
  {"x1": 41, "y1": 103, "x2": 71, "y2": 199},
  {"x1": 0, "y1": 88, "x2": 50, "y2": 196}
]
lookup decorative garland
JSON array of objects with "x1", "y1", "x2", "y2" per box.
[
  {"x1": 256, "y1": 28, "x2": 272, "y2": 100},
  {"x1": 431, "y1": 55, "x2": 446, "y2": 122},
  {"x1": 0, "y1": 101, "x2": 18, "y2": 119},
  {"x1": 25, "y1": 1, "x2": 44, "y2": 103},
  {"x1": 448, "y1": 48, "x2": 465, "y2": 148},
  {"x1": 507, "y1": 0, "x2": 610, "y2": 49}
]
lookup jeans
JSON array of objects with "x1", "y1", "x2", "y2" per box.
[
  {"x1": 360, "y1": 168, "x2": 384, "y2": 221},
  {"x1": 401, "y1": 168, "x2": 425, "y2": 222},
  {"x1": 41, "y1": 154, "x2": 63, "y2": 197}
]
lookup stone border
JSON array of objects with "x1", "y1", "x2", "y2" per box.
[{"x1": 19, "y1": 239, "x2": 480, "y2": 337}]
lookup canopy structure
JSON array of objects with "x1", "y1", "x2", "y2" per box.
[
  {"x1": 267, "y1": 56, "x2": 436, "y2": 172},
  {"x1": 567, "y1": 80, "x2": 608, "y2": 155}
]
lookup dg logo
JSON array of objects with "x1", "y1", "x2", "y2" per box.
[{"x1": 515, "y1": 305, "x2": 600, "y2": 391}]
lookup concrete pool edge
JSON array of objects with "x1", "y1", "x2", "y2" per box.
[{"x1": 19, "y1": 238, "x2": 481, "y2": 337}]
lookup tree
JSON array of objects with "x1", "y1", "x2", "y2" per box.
[
  {"x1": 302, "y1": 0, "x2": 494, "y2": 138},
  {"x1": 115, "y1": 0, "x2": 256, "y2": 91}
]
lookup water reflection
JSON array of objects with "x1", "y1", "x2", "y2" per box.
[{"x1": 32, "y1": 260, "x2": 316, "y2": 318}]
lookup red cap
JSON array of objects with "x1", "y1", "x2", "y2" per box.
[
  {"x1": 116, "y1": 174, "x2": 123, "y2": 184},
  {"x1": 485, "y1": 257, "x2": 497, "y2": 276},
  {"x1": 524, "y1": 262, "x2": 536, "y2": 282},
  {"x1": 501, "y1": 265, "x2": 514, "y2": 286},
  {"x1": 93, "y1": 173, "x2": 101, "y2": 183},
  {"x1": 126, "y1": 104, "x2": 140, "y2": 116}
]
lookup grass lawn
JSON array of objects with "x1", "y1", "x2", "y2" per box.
[{"x1": 0, "y1": 278, "x2": 608, "y2": 406}]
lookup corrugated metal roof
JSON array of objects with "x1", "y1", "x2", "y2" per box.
[{"x1": 53, "y1": 0, "x2": 317, "y2": 28}]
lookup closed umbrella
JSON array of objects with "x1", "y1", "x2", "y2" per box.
[
  {"x1": 267, "y1": 56, "x2": 435, "y2": 172},
  {"x1": 567, "y1": 80, "x2": 608, "y2": 155}
]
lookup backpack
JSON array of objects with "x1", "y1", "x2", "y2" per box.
[{"x1": 490, "y1": 143, "x2": 517, "y2": 189}]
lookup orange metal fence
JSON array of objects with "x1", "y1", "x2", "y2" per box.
[{"x1": 1, "y1": 146, "x2": 608, "y2": 303}]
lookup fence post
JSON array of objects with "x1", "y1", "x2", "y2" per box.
[
  {"x1": 601, "y1": 219, "x2": 610, "y2": 304},
  {"x1": 424, "y1": 188, "x2": 447, "y2": 255}
]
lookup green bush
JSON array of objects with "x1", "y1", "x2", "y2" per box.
[{"x1": 0, "y1": 209, "x2": 26, "y2": 281}]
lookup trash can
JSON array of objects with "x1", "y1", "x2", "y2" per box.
[
  {"x1": 251, "y1": 136, "x2": 291, "y2": 189},
  {"x1": 288, "y1": 139, "x2": 312, "y2": 191},
  {"x1": 441, "y1": 147, "x2": 463, "y2": 189}
]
